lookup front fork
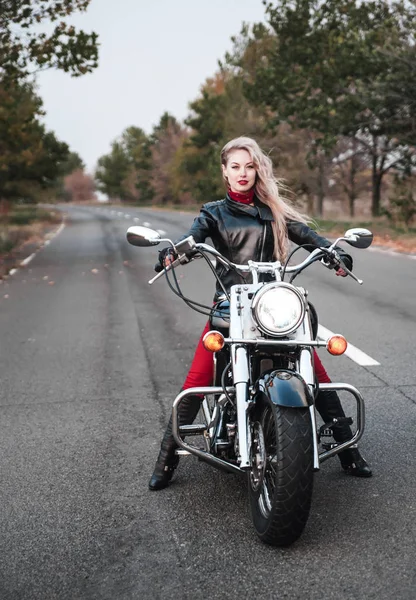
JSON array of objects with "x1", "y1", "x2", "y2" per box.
[{"x1": 230, "y1": 344, "x2": 253, "y2": 470}]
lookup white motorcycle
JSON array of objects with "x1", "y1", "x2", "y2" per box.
[{"x1": 127, "y1": 225, "x2": 373, "y2": 546}]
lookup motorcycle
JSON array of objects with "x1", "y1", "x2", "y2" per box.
[{"x1": 127, "y1": 224, "x2": 373, "y2": 546}]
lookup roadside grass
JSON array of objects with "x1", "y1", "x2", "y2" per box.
[
  {"x1": 314, "y1": 218, "x2": 416, "y2": 254},
  {"x1": 0, "y1": 205, "x2": 62, "y2": 277}
]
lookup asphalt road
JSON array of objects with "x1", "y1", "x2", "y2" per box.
[{"x1": 0, "y1": 205, "x2": 415, "y2": 600}]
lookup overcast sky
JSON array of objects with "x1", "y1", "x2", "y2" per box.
[{"x1": 36, "y1": 0, "x2": 267, "y2": 173}]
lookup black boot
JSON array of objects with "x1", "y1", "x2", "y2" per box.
[
  {"x1": 337, "y1": 446, "x2": 372, "y2": 478},
  {"x1": 315, "y1": 389, "x2": 372, "y2": 478},
  {"x1": 149, "y1": 394, "x2": 202, "y2": 491}
]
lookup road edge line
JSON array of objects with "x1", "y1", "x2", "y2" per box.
[{"x1": 3, "y1": 216, "x2": 66, "y2": 279}]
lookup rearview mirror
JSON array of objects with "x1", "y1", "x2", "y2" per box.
[
  {"x1": 126, "y1": 226, "x2": 161, "y2": 247},
  {"x1": 343, "y1": 228, "x2": 373, "y2": 249}
]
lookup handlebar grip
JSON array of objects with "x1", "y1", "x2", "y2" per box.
[{"x1": 148, "y1": 255, "x2": 183, "y2": 285}]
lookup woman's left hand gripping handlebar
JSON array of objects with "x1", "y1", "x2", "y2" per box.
[{"x1": 335, "y1": 252, "x2": 353, "y2": 277}]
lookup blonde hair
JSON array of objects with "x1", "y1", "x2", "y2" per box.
[{"x1": 221, "y1": 136, "x2": 308, "y2": 261}]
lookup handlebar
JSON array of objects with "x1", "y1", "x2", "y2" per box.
[
  {"x1": 148, "y1": 239, "x2": 363, "y2": 285},
  {"x1": 149, "y1": 252, "x2": 192, "y2": 285}
]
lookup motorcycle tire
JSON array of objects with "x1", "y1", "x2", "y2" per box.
[{"x1": 248, "y1": 396, "x2": 314, "y2": 547}]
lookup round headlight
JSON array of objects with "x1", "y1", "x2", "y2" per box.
[{"x1": 252, "y1": 284, "x2": 305, "y2": 337}]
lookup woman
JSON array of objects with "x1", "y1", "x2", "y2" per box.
[{"x1": 149, "y1": 136, "x2": 372, "y2": 491}]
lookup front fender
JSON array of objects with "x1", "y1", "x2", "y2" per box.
[{"x1": 255, "y1": 370, "x2": 313, "y2": 408}]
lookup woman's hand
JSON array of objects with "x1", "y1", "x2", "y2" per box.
[
  {"x1": 163, "y1": 251, "x2": 176, "y2": 267},
  {"x1": 154, "y1": 247, "x2": 178, "y2": 272},
  {"x1": 335, "y1": 251, "x2": 352, "y2": 277}
]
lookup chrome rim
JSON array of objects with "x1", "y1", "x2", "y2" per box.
[
  {"x1": 257, "y1": 405, "x2": 277, "y2": 519},
  {"x1": 250, "y1": 421, "x2": 266, "y2": 492}
]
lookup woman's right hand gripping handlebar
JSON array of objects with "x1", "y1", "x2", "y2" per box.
[{"x1": 154, "y1": 247, "x2": 178, "y2": 273}]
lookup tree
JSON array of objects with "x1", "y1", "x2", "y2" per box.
[
  {"x1": 332, "y1": 138, "x2": 372, "y2": 218},
  {"x1": 95, "y1": 127, "x2": 154, "y2": 203},
  {"x1": 150, "y1": 113, "x2": 189, "y2": 205},
  {"x1": 95, "y1": 142, "x2": 130, "y2": 201},
  {"x1": 183, "y1": 68, "x2": 271, "y2": 204},
  {"x1": 0, "y1": 0, "x2": 99, "y2": 80},
  {"x1": 121, "y1": 126, "x2": 153, "y2": 204},
  {"x1": 0, "y1": 79, "x2": 70, "y2": 204},
  {"x1": 61, "y1": 151, "x2": 85, "y2": 175},
  {"x1": 221, "y1": 22, "x2": 331, "y2": 214},
  {"x1": 0, "y1": 2, "x2": 98, "y2": 208},
  {"x1": 244, "y1": 0, "x2": 416, "y2": 216}
]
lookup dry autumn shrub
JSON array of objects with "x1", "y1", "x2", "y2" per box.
[{"x1": 64, "y1": 169, "x2": 97, "y2": 203}]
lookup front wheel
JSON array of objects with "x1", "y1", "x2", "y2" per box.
[{"x1": 248, "y1": 397, "x2": 314, "y2": 546}]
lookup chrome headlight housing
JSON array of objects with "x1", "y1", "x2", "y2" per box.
[{"x1": 251, "y1": 283, "x2": 306, "y2": 337}]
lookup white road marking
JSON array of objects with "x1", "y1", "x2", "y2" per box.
[
  {"x1": 6, "y1": 220, "x2": 65, "y2": 278},
  {"x1": 134, "y1": 218, "x2": 140, "y2": 223},
  {"x1": 156, "y1": 229, "x2": 166, "y2": 235},
  {"x1": 20, "y1": 253, "x2": 36, "y2": 267},
  {"x1": 318, "y1": 325, "x2": 380, "y2": 366},
  {"x1": 54, "y1": 221, "x2": 65, "y2": 236},
  {"x1": 143, "y1": 222, "x2": 151, "y2": 227}
]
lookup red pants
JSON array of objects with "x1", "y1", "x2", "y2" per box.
[{"x1": 183, "y1": 321, "x2": 331, "y2": 390}]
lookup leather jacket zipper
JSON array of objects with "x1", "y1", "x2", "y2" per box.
[{"x1": 260, "y1": 223, "x2": 266, "y2": 262}]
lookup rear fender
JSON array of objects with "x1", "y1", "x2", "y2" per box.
[{"x1": 255, "y1": 370, "x2": 313, "y2": 408}]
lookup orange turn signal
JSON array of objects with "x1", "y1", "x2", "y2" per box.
[
  {"x1": 202, "y1": 331, "x2": 225, "y2": 353},
  {"x1": 327, "y1": 335, "x2": 348, "y2": 356}
]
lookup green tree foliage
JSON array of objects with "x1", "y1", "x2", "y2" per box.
[
  {"x1": 61, "y1": 151, "x2": 85, "y2": 175},
  {"x1": 95, "y1": 141, "x2": 130, "y2": 201},
  {"x1": 122, "y1": 126, "x2": 153, "y2": 204},
  {"x1": 184, "y1": 76, "x2": 228, "y2": 203},
  {"x1": 0, "y1": 79, "x2": 70, "y2": 203},
  {"x1": 244, "y1": 0, "x2": 416, "y2": 216},
  {"x1": 183, "y1": 69, "x2": 269, "y2": 204},
  {"x1": 0, "y1": 1, "x2": 98, "y2": 208},
  {"x1": 95, "y1": 127, "x2": 153, "y2": 203},
  {"x1": 0, "y1": 0, "x2": 99, "y2": 80}
]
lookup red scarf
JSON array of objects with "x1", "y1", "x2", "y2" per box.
[{"x1": 228, "y1": 188, "x2": 255, "y2": 205}]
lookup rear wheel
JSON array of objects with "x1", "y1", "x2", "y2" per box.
[{"x1": 249, "y1": 397, "x2": 314, "y2": 546}]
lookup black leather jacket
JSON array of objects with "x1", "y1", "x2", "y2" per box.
[{"x1": 175, "y1": 194, "x2": 352, "y2": 298}]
